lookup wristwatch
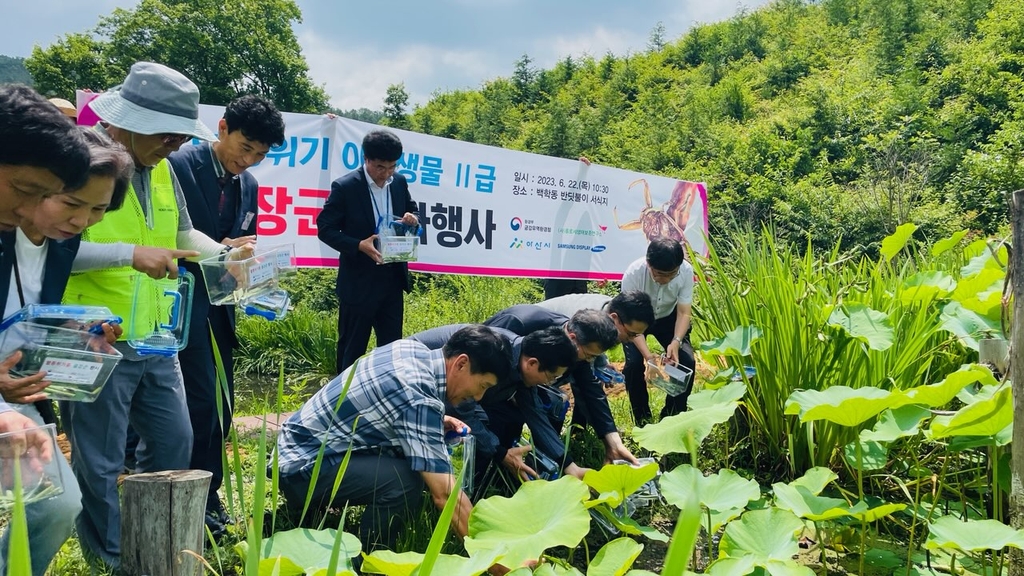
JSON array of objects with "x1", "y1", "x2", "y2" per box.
[{"x1": 672, "y1": 336, "x2": 683, "y2": 344}]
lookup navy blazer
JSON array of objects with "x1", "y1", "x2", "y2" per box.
[
  {"x1": 317, "y1": 167, "x2": 418, "y2": 304},
  {"x1": 0, "y1": 231, "x2": 82, "y2": 424},
  {"x1": 168, "y1": 142, "x2": 259, "y2": 346}
]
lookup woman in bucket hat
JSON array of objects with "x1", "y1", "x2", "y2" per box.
[{"x1": 61, "y1": 61, "x2": 249, "y2": 571}]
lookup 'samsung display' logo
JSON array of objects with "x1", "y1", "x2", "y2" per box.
[
  {"x1": 509, "y1": 217, "x2": 523, "y2": 231},
  {"x1": 591, "y1": 245, "x2": 607, "y2": 253}
]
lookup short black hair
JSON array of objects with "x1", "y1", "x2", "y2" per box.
[
  {"x1": 646, "y1": 236, "x2": 685, "y2": 271},
  {"x1": 362, "y1": 129, "x2": 403, "y2": 162},
  {"x1": 521, "y1": 326, "x2": 577, "y2": 373},
  {"x1": 609, "y1": 291, "x2": 655, "y2": 327},
  {"x1": 223, "y1": 95, "x2": 286, "y2": 147},
  {"x1": 69, "y1": 128, "x2": 134, "y2": 212},
  {"x1": 566, "y1": 309, "x2": 618, "y2": 351},
  {"x1": 0, "y1": 84, "x2": 90, "y2": 190},
  {"x1": 444, "y1": 325, "x2": 512, "y2": 382}
]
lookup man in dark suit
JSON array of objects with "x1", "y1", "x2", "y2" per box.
[
  {"x1": 167, "y1": 95, "x2": 285, "y2": 537},
  {"x1": 317, "y1": 130, "x2": 419, "y2": 373}
]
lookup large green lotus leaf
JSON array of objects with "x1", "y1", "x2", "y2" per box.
[
  {"x1": 958, "y1": 290, "x2": 1002, "y2": 321},
  {"x1": 784, "y1": 386, "x2": 895, "y2": 426},
  {"x1": 306, "y1": 570, "x2": 355, "y2": 576},
  {"x1": 789, "y1": 467, "x2": 838, "y2": 496},
  {"x1": 928, "y1": 386, "x2": 1012, "y2": 439},
  {"x1": 534, "y1": 563, "x2": 584, "y2": 576},
  {"x1": 827, "y1": 304, "x2": 895, "y2": 351},
  {"x1": 900, "y1": 271, "x2": 956, "y2": 305},
  {"x1": 880, "y1": 223, "x2": 918, "y2": 261},
  {"x1": 718, "y1": 509, "x2": 805, "y2": 566},
  {"x1": 624, "y1": 572, "x2": 662, "y2": 576},
  {"x1": 842, "y1": 439, "x2": 888, "y2": 471},
  {"x1": 861, "y1": 406, "x2": 931, "y2": 443},
  {"x1": 465, "y1": 476, "x2": 591, "y2": 567},
  {"x1": 583, "y1": 463, "x2": 659, "y2": 508},
  {"x1": 940, "y1": 301, "x2": 1001, "y2": 351},
  {"x1": 771, "y1": 483, "x2": 851, "y2": 522},
  {"x1": 845, "y1": 501, "x2": 907, "y2": 522},
  {"x1": 592, "y1": 506, "x2": 669, "y2": 542},
  {"x1": 660, "y1": 465, "x2": 760, "y2": 513},
  {"x1": 688, "y1": 381, "x2": 747, "y2": 411},
  {"x1": 931, "y1": 230, "x2": 968, "y2": 257},
  {"x1": 253, "y1": 528, "x2": 360, "y2": 574},
  {"x1": 707, "y1": 555, "x2": 757, "y2": 576},
  {"x1": 926, "y1": 516, "x2": 1024, "y2": 552},
  {"x1": 699, "y1": 326, "x2": 762, "y2": 357},
  {"x1": 588, "y1": 537, "x2": 643, "y2": 576},
  {"x1": 253, "y1": 556, "x2": 304, "y2": 576},
  {"x1": 951, "y1": 267, "x2": 1003, "y2": 304},
  {"x1": 895, "y1": 364, "x2": 996, "y2": 409},
  {"x1": 708, "y1": 508, "x2": 745, "y2": 534},
  {"x1": 633, "y1": 403, "x2": 737, "y2": 454},
  {"x1": 506, "y1": 569, "x2": 533, "y2": 576},
  {"x1": 360, "y1": 549, "x2": 501, "y2": 576},
  {"x1": 960, "y1": 242, "x2": 1007, "y2": 278},
  {"x1": 948, "y1": 423, "x2": 1013, "y2": 450}
]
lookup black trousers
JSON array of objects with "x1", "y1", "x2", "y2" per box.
[
  {"x1": 335, "y1": 280, "x2": 404, "y2": 374},
  {"x1": 180, "y1": 305, "x2": 236, "y2": 511},
  {"x1": 622, "y1": 313, "x2": 695, "y2": 424},
  {"x1": 543, "y1": 278, "x2": 588, "y2": 300},
  {"x1": 280, "y1": 452, "x2": 424, "y2": 552}
]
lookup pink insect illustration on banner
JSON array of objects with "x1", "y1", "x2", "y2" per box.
[{"x1": 614, "y1": 179, "x2": 700, "y2": 246}]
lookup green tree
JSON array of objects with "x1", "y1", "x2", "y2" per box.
[
  {"x1": 511, "y1": 54, "x2": 538, "y2": 106},
  {"x1": 27, "y1": 0, "x2": 327, "y2": 112},
  {"x1": 648, "y1": 21, "x2": 667, "y2": 52},
  {"x1": 382, "y1": 83, "x2": 411, "y2": 130},
  {"x1": 0, "y1": 56, "x2": 33, "y2": 85}
]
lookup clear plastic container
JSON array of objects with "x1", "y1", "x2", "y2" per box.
[
  {"x1": 375, "y1": 221, "x2": 420, "y2": 264},
  {"x1": 446, "y1": 430, "x2": 476, "y2": 497},
  {"x1": 263, "y1": 244, "x2": 297, "y2": 281},
  {"x1": 127, "y1": 269, "x2": 194, "y2": 357},
  {"x1": 645, "y1": 356, "x2": 693, "y2": 396},
  {"x1": 241, "y1": 289, "x2": 290, "y2": 321},
  {"x1": 199, "y1": 249, "x2": 280, "y2": 306},
  {"x1": 0, "y1": 321, "x2": 122, "y2": 402},
  {"x1": 0, "y1": 304, "x2": 121, "y2": 334},
  {"x1": 0, "y1": 423, "x2": 64, "y2": 509}
]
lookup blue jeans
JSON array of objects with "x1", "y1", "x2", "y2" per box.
[{"x1": 0, "y1": 404, "x2": 83, "y2": 576}]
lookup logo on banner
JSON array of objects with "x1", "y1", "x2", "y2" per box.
[
  {"x1": 509, "y1": 237, "x2": 523, "y2": 249},
  {"x1": 509, "y1": 237, "x2": 549, "y2": 251},
  {"x1": 510, "y1": 217, "x2": 523, "y2": 231},
  {"x1": 591, "y1": 245, "x2": 607, "y2": 253}
]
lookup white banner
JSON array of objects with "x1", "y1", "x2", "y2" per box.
[{"x1": 81, "y1": 94, "x2": 708, "y2": 280}]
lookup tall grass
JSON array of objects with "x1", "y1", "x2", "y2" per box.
[{"x1": 692, "y1": 229, "x2": 973, "y2": 477}]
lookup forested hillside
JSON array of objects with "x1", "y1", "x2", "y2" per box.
[
  {"x1": 408, "y1": 0, "x2": 1024, "y2": 252},
  {"x1": 0, "y1": 56, "x2": 31, "y2": 85}
]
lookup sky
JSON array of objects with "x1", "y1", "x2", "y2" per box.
[{"x1": 0, "y1": 0, "x2": 772, "y2": 112}]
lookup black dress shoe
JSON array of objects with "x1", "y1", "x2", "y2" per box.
[{"x1": 205, "y1": 508, "x2": 229, "y2": 542}]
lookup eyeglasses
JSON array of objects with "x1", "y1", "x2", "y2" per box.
[
  {"x1": 650, "y1": 267, "x2": 680, "y2": 281},
  {"x1": 159, "y1": 133, "x2": 191, "y2": 147},
  {"x1": 624, "y1": 328, "x2": 643, "y2": 339}
]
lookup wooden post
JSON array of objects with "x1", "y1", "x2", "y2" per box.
[
  {"x1": 980, "y1": 338, "x2": 1009, "y2": 378},
  {"x1": 1010, "y1": 190, "x2": 1024, "y2": 576},
  {"x1": 121, "y1": 470, "x2": 213, "y2": 576}
]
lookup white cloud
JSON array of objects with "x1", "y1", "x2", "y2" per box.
[
  {"x1": 535, "y1": 25, "x2": 641, "y2": 68},
  {"x1": 298, "y1": 29, "x2": 493, "y2": 110}
]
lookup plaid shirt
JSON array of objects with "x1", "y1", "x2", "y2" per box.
[{"x1": 277, "y1": 340, "x2": 452, "y2": 477}]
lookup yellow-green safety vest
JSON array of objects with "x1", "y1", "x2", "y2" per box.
[{"x1": 64, "y1": 160, "x2": 179, "y2": 339}]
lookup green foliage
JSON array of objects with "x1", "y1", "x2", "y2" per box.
[
  {"x1": 382, "y1": 83, "x2": 411, "y2": 130},
  {"x1": 0, "y1": 55, "x2": 33, "y2": 85},
  {"x1": 26, "y1": 0, "x2": 328, "y2": 112}
]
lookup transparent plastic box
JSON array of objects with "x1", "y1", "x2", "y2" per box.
[
  {"x1": 376, "y1": 235, "x2": 419, "y2": 264},
  {"x1": 263, "y1": 244, "x2": 297, "y2": 281},
  {"x1": 127, "y1": 270, "x2": 194, "y2": 357},
  {"x1": 199, "y1": 250, "x2": 280, "y2": 306},
  {"x1": 241, "y1": 289, "x2": 291, "y2": 321},
  {"x1": 645, "y1": 356, "x2": 693, "y2": 397},
  {"x1": 446, "y1": 431, "x2": 475, "y2": 497},
  {"x1": 0, "y1": 304, "x2": 121, "y2": 334},
  {"x1": 0, "y1": 321, "x2": 122, "y2": 402},
  {"x1": 0, "y1": 423, "x2": 64, "y2": 509}
]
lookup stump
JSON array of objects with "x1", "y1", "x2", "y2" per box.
[{"x1": 121, "y1": 470, "x2": 213, "y2": 576}]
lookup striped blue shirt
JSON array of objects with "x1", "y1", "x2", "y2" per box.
[{"x1": 277, "y1": 340, "x2": 452, "y2": 477}]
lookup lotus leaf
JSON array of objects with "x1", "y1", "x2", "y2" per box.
[
  {"x1": 633, "y1": 403, "x2": 737, "y2": 454},
  {"x1": 789, "y1": 467, "x2": 838, "y2": 495},
  {"x1": 707, "y1": 508, "x2": 746, "y2": 534},
  {"x1": 956, "y1": 382, "x2": 1001, "y2": 405},
  {"x1": 940, "y1": 301, "x2": 1001, "y2": 351},
  {"x1": 784, "y1": 386, "x2": 894, "y2": 426},
  {"x1": 842, "y1": 439, "x2": 888, "y2": 471},
  {"x1": 716, "y1": 509, "x2": 810, "y2": 576},
  {"x1": 844, "y1": 501, "x2": 906, "y2": 522},
  {"x1": 960, "y1": 242, "x2": 1007, "y2": 278},
  {"x1": 587, "y1": 537, "x2": 644, "y2": 576},
  {"x1": 860, "y1": 406, "x2": 931, "y2": 443},
  {"x1": 951, "y1": 267, "x2": 1002, "y2": 304},
  {"x1": 660, "y1": 465, "x2": 759, "y2": 513},
  {"x1": 591, "y1": 506, "x2": 669, "y2": 542},
  {"x1": 699, "y1": 325, "x2": 762, "y2": 357},
  {"x1": 583, "y1": 462, "x2": 659, "y2": 508},
  {"x1": 896, "y1": 364, "x2": 995, "y2": 409},
  {"x1": 235, "y1": 528, "x2": 361, "y2": 575},
  {"x1": 948, "y1": 423, "x2": 1012, "y2": 450},
  {"x1": 900, "y1": 271, "x2": 955, "y2": 305},
  {"x1": 533, "y1": 564, "x2": 584, "y2": 576},
  {"x1": 928, "y1": 386, "x2": 1011, "y2": 439},
  {"x1": 926, "y1": 515, "x2": 1024, "y2": 551},
  {"x1": 880, "y1": 223, "x2": 917, "y2": 261},
  {"x1": 931, "y1": 230, "x2": 968, "y2": 257},
  {"x1": 826, "y1": 304, "x2": 894, "y2": 351},
  {"x1": 465, "y1": 476, "x2": 591, "y2": 568},
  {"x1": 771, "y1": 483, "x2": 851, "y2": 522},
  {"x1": 687, "y1": 381, "x2": 747, "y2": 411},
  {"x1": 361, "y1": 548, "x2": 503, "y2": 576},
  {"x1": 255, "y1": 556, "x2": 303, "y2": 576}
]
